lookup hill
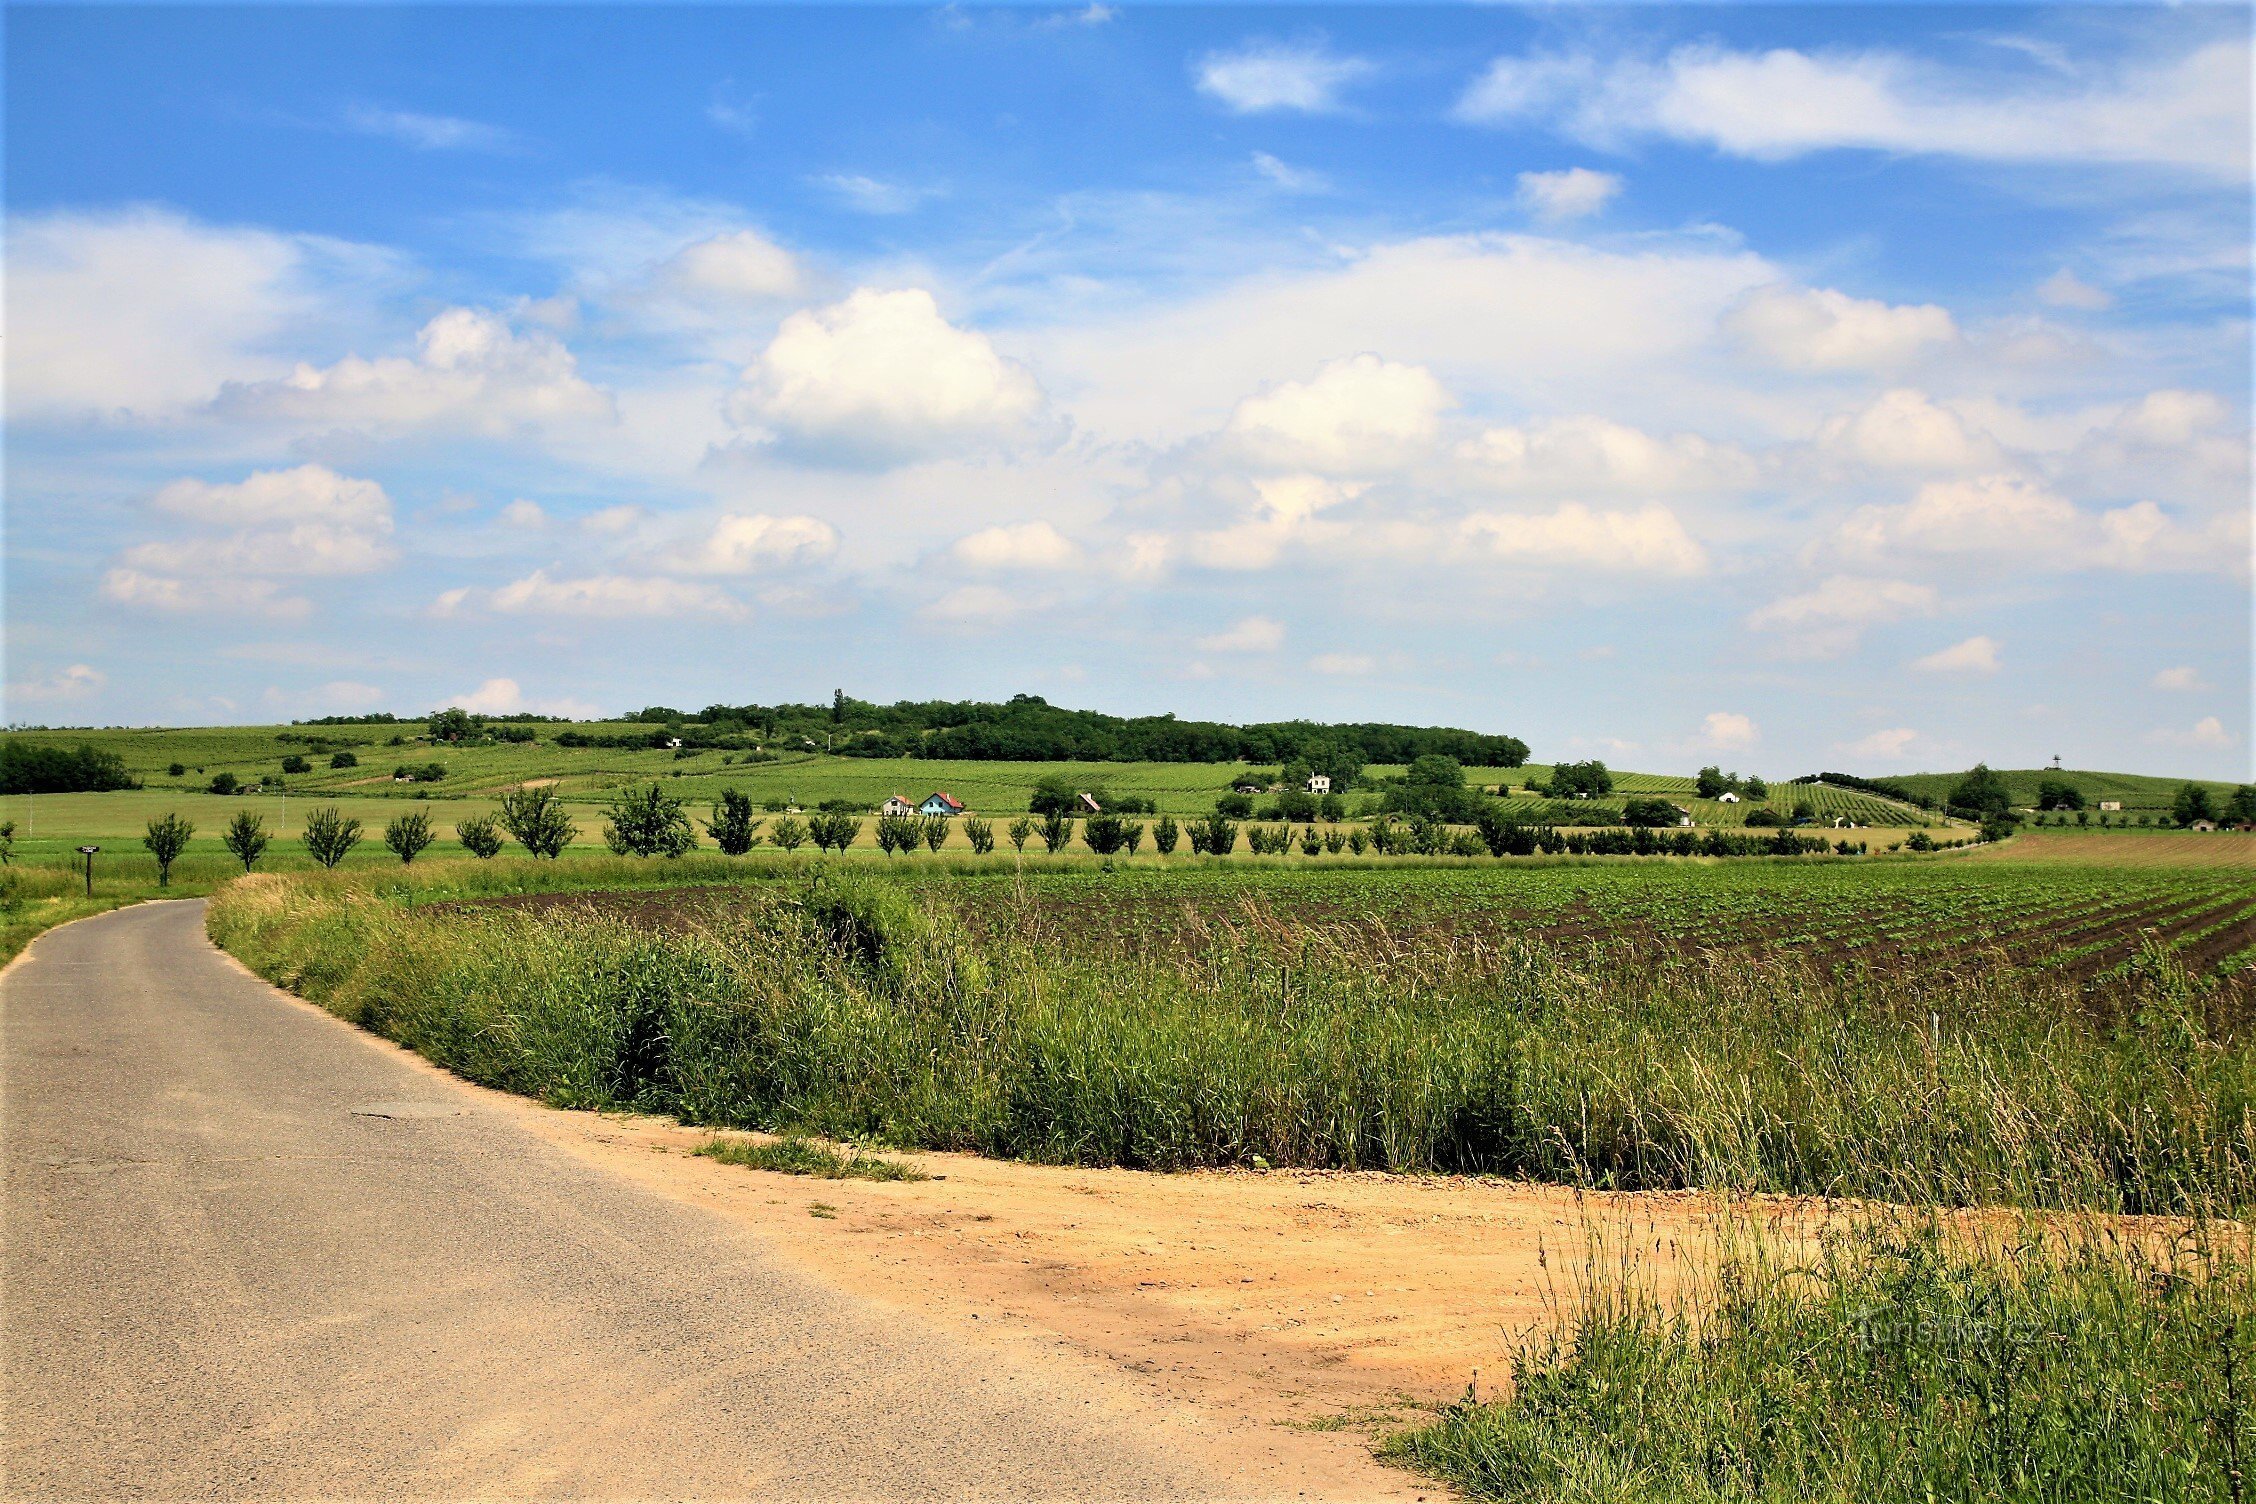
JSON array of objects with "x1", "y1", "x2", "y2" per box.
[{"x1": 1891, "y1": 767, "x2": 2245, "y2": 815}]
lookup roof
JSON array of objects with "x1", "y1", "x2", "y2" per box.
[{"x1": 921, "y1": 792, "x2": 964, "y2": 810}]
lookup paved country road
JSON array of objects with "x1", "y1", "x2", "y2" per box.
[{"x1": 0, "y1": 901, "x2": 1257, "y2": 1502}]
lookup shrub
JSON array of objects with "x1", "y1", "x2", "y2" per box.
[
  {"x1": 330, "y1": 751, "x2": 358, "y2": 770},
  {"x1": 1081, "y1": 812, "x2": 1129, "y2": 855},
  {"x1": 208, "y1": 772, "x2": 241, "y2": 796},
  {"x1": 1193, "y1": 813, "x2": 1238, "y2": 855},
  {"x1": 142, "y1": 813, "x2": 195, "y2": 887},
  {"x1": 1621, "y1": 797, "x2": 1683, "y2": 829},
  {"x1": 1216, "y1": 792, "x2": 1255, "y2": 820},
  {"x1": 705, "y1": 789, "x2": 764, "y2": 855},
  {"x1": 605, "y1": 784, "x2": 697, "y2": 858},
  {"x1": 455, "y1": 816, "x2": 504, "y2": 859},
  {"x1": 962, "y1": 817, "x2": 995, "y2": 855},
  {"x1": 1007, "y1": 817, "x2": 1034, "y2": 853},
  {"x1": 1152, "y1": 815, "x2": 1180, "y2": 855},
  {"x1": 221, "y1": 811, "x2": 268, "y2": 872},
  {"x1": 769, "y1": 814, "x2": 809, "y2": 853},
  {"x1": 809, "y1": 812, "x2": 862, "y2": 853},
  {"x1": 1745, "y1": 807, "x2": 1785, "y2": 827},
  {"x1": 875, "y1": 813, "x2": 920, "y2": 857},
  {"x1": 384, "y1": 810, "x2": 435, "y2": 865},
  {"x1": 0, "y1": 741, "x2": 137, "y2": 794},
  {"x1": 498, "y1": 786, "x2": 578, "y2": 858},
  {"x1": 280, "y1": 754, "x2": 311, "y2": 775},
  {"x1": 0, "y1": 820, "x2": 13, "y2": 866},
  {"x1": 1299, "y1": 827, "x2": 1323, "y2": 857},
  {"x1": 921, "y1": 817, "x2": 950, "y2": 854},
  {"x1": 1040, "y1": 813, "x2": 1074, "y2": 854},
  {"x1": 1346, "y1": 828, "x2": 1368, "y2": 855},
  {"x1": 167, "y1": 762, "x2": 187, "y2": 777},
  {"x1": 301, "y1": 806, "x2": 363, "y2": 869}
]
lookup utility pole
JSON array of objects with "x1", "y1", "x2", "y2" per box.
[{"x1": 76, "y1": 845, "x2": 99, "y2": 897}]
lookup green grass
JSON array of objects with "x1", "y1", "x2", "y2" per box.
[
  {"x1": 207, "y1": 858, "x2": 2256, "y2": 1216},
  {"x1": 695, "y1": 1134, "x2": 927, "y2": 1181},
  {"x1": 1894, "y1": 766, "x2": 2243, "y2": 814},
  {"x1": 1385, "y1": 1212, "x2": 2253, "y2": 1503}
]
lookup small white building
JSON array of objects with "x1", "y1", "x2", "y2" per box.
[
  {"x1": 2098, "y1": 801, "x2": 2123, "y2": 812},
  {"x1": 1306, "y1": 774, "x2": 1332, "y2": 795},
  {"x1": 1716, "y1": 791, "x2": 1741, "y2": 804},
  {"x1": 2193, "y1": 819, "x2": 2220, "y2": 832},
  {"x1": 881, "y1": 794, "x2": 915, "y2": 819}
]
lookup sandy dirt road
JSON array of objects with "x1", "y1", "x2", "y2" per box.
[{"x1": 1, "y1": 901, "x2": 1425, "y2": 1502}]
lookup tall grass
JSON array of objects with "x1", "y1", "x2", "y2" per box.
[
  {"x1": 1386, "y1": 1211, "x2": 2253, "y2": 1502},
  {"x1": 207, "y1": 864, "x2": 2256, "y2": 1215}
]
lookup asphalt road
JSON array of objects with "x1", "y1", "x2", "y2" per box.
[{"x1": 1, "y1": 901, "x2": 1240, "y2": 1501}]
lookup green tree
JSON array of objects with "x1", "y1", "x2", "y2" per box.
[
  {"x1": 1122, "y1": 822, "x2": 1145, "y2": 855},
  {"x1": 1744, "y1": 777, "x2": 1770, "y2": 802},
  {"x1": 427, "y1": 707, "x2": 479, "y2": 742},
  {"x1": 604, "y1": 783, "x2": 697, "y2": 857},
  {"x1": 167, "y1": 762, "x2": 187, "y2": 777},
  {"x1": 384, "y1": 810, "x2": 435, "y2": 865},
  {"x1": 1215, "y1": 792, "x2": 1254, "y2": 820},
  {"x1": 921, "y1": 817, "x2": 951, "y2": 854},
  {"x1": 208, "y1": 772, "x2": 241, "y2": 796},
  {"x1": 875, "y1": 813, "x2": 920, "y2": 856},
  {"x1": 142, "y1": 813, "x2": 195, "y2": 887},
  {"x1": 1040, "y1": 812, "x2": 1075, "y2": 854},
  {"x1": 2036, "y1": 778, "x2": 2085, "y2": 810},
  {"x1": 1549, "y1": 760, "x2": 1614, "y2": 799},
  {"x1": 497, "y1": 785, "x2": 578, "y2": 858},
  {"x1": 706, "y1": 789, "x2": 763, "y2": 855},
  {"x1": 1695, "y1": 765, "x2": 1732, "y2": 800},
  {"x1": 2174, "y1": 783, "x2": 2218, "y2": 827},
  {"x1": 1007, "y1": 816, "x2": 1035, "y2": 853},
  {"x1": 221, "y1": 811, "x2": 268, "y2": 872},
  {"x1": 329, "y1": 750, "x2": 359, "y2": 769},
  {"x1": 961, "y1": 816, "x2": 994, "y2": 854},
  {"x1": 280, "y1": 754, "x2": 311, "y2": 775},
  {"x1": 1194, "y1": 813, "x2": 1238, "y2": 855},
  {"x1": 0, "y1": 819, "x2": 13, "y2": 866},
  {"x1": 2229, "y1": 786, "x2": 2256, "y2": 825},
  {"x1": 1947, "y1": 764, "x2": 2013, "y2": 819},
  {"x1": 1621, "y1": 797, "x2": 1681, "y2": 829},
  {"x1": 1152, "y1": 814, "x2": 1180, "y2": 855},
  {"x1": 301, "y1": 806, "x2": 363, "y2": 869},
  {"x1": 769, "y1": 814, "x2": 810, "y2": 852},
  {"x1": 1081, "y1": 812, "x2": 1128, "y2": 855},
  {"x1": 455, "y1": 816, "x2": 504, "y2": 859}
]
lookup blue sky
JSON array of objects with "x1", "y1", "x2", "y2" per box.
[{"x1": 5, "y1": 3, "x2": 2249, "y2": 778}]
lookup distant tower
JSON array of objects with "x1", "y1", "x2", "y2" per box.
[{"x1": 2048, "y1": 753, "x2": 2063, "y2": 770}]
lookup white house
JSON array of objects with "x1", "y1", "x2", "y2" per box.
[
  {"x1": 663, "y1": 737, "x2": 683, "y2": 750},
  {"x1": 2098, "y1": 801, "x2": 2123, "y2": 812},
  {"x1": 881, "y1": 794, "x2": 915, "y2": 819},
  {"x1": 918, "y1": 792, "x2": 965, "y2": 818},
  {"x1": 1716, "y1": 791, "x2": 1741, "y2": 804},
  {"x1": 1674, "y1": 806, "x2": 1695, "y2": 827},
  {"x1": 1307, "y1": 773, "x2": 1332, "y2": 795}
]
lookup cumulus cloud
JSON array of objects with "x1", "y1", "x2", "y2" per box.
[
  {"x1": 2153, "y1": 666, "x2": 2205, "y2": 692},
  {"x1": 657, "y1": 229, "x2": 804, "y2": 301},
  {"x1": 220, "y1": 307, "x2": 613, "y2": 436},
  {"x1": 1515, "y1": 167, "x2": 1622, "y2": 222},
  {"x1": 918, "y1": 584, "x2": 1027, "y2": 626},
  {"x1": 101, "y1": 569, "x2": 310, "y2": 619},
  {"x1": 1310, "y1": 652, "x2": 1377, "y2": 677},
  {"x1": 1817, "y1": 388, "x2": 1998, "y2": 471},
  {"x1": 1725, "y1": 285, "x2": 1957, "y2": 372},
  {"x1": 8, "y1": 664, "x2": 106, "y2": 704},
  {"x1": 1185, "y1": 474, "x2": 1360, "y2": 570},
  {"x1": 728, "y1": 288, "x2": 1053, "y2": 465},
  {"x1": 1457, "y1": 503, "x2": 1707, "y2": 575},
  {"x1": 1745, "y1": 575, "x2": 1936, "y2": 657},
  {"x1": 443, "y1": 677, "x2": 603, "y2": 720},
  {"x1": 153, "y1": 464, "x2": 391, "y2": 529},
  {"x1": 2147, "y1": 715, "x2": 2235, "y2": 749},
  {"x1": 487, "y1": 570, "x2": 747, "y2": 620},
  {"x1": 1911, "y1": 635, "x2": 2002, "y2": 674},
  {"x1": 1460, "y1": 415, "x2": 1756, "y2": 493},
  {"x1": 499, "y1": 499, "x2": 548, "y2": 528},
  {"x1": 1221, "y1": 355, "x2": 1452, "y2": 473},
  {"x1": 665, "y1": 513, "x2": 838, "y2": 575},
  {"x1": 1840, "y1": 727, "x2": 1922, "y2": 762},
  {"x1": 101, "y1": 465, "x2": 396, "y2": 621},
  {"x1": 1198, "y1": 615, "x2": 1286, "y2": 653},
  {"x1": 1454, "y1": 38, "x2": 2249, "y2": 178},
  {"x1": 1194, "y1": 40, "x2": 1373, "y2": 114},
  {"x1": 2037, "y1": 268, "x2": 2114, "y2": 311},
  {"x1": 950, "y1": 521, "x2": 1081, "y2": 571},
  {"x1": 1834, "y1": 475, "x2": 2245, "y2": 573},
  {"x1": 1699, "y1": 711, "x2": 1760, "y2": 751}
]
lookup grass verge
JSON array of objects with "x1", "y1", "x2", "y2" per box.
[{"x1": 695, "y1": 1134, "x2": 927, "y2": 1182}]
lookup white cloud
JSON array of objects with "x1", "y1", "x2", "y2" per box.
[
  {"x1": 221, "y1": 307, "x2": 612, "y2": 437},
  {"x1": 1700, "y1": 711, "x2": 1761, "y2": 751},
  {"x1": 2037, "y1": 269, "x2": 2113, "y2": 311},
  {"x1": 443, "y1": 677, "x2": 601, "y2": 719},
  {"x1": 1186, "y1": 474, "x2": 1360, "y2": 570},
  {"x1": 919, "y1": 584, "x2": 1027, "y2": 626},
  {"x1": 1199, "y1": 616, "x2": 1286, "y2": 653},
  {"x1": 1725, "y1": 285, "x2": 1957, "y2": 372},
  {"x1": 1455, "y1": 39, "x2": 2249, "y2": 178},
  {"x1": 1460, "y1": 415, "x2": 1755, "y2": 494},
  {"x1": 1310, "y1": 652, "x2": 1377, "y2": 677},
  {"x1": 1835, "y1": 475, "x2": 2245, "y2": 574},
  {"x1": 1817, "y1": 388, "x2": 1997, "y2": 471},
  {"x1": 1457, "y1": 504, "x2": 1708, "y2": 575},
  {"x1": 1911, "y1": 635, "x2": 2002, "y2": 675},
  {"x1": 2153, "y1": 666, "x2": 2205, "y2": 692},
  {"x1": 1515, "y1": 167, "x2": 1622, "y2": 222},
  {"x1": 2147, "y1": 716, "x2": 2235, "y2": 749},
  {"x1": 1222, "y1": 355, "x2": 1452, "y2": 473},
  {"x1": 666, "y1": 514, "x2": 839, "y2": 575},
  {"x1": 342, "y1": 105, "x2": 513, "y2": 153},
  {"x1": 816, "y1": 174, "x2": 935, "y2": 215},
  {"x1": 153, "y1": 464, "x2": 391, "y2": 528},
  {"x1": 8, "y1": 664, "x2": 106, "y2": 704},
  {"x1": 1194, "y1": 40, "x2": 1373, "y2": 114},
  {"x1": 728, "y1": 288, "x2": 1053, "y2": 464},
  {"x1": 499, "y1": 499, "x2": 548, "y2": 528},
  {"x1": 1745, "y1": 575, "x2": 1936, "y2": 657},
  {"x1": 1840, "y1": 727, "x2": 1922, "y2": 762},
  {"x1": 1251, "y1": 151, "x2": 1329, "y2": 193},
  {"x1": 100, "y1": 569, "x2": 309, "y2": 619},
  {"x1": 658, "y1": 229, "x2": 804, "y2": 300},
  {"x1": 950, "y1": 521, "x2": 1081, "y2": 571},
  {"x1": 488, "y1": 570, "x2": 746, "y2": 620},
  {"x1": 7, "y1": 207, "x2": 384, "y2": 419}
]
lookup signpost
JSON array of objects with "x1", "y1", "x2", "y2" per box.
[{"x1": 75, "y1": 845, "x2": 100, "y2": 897}]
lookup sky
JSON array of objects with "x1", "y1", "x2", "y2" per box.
[{"x1": 4, "y1": 2, "x2": 2250, "y2": 779}]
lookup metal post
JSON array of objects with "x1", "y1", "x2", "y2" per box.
[{"x1": 76, "y1": 845, "x2": 99, "y2": 897}]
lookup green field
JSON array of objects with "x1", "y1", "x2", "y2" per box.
[{"x1": 1893, "y1": 764, "x2": 2241, "y2": 814}]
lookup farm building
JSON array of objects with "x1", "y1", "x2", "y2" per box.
[
  {"x1": 1674, "y1": 806, "x2": 1694, "y2": 826},
  {"x1": 1716, "y1": 791, "x2": 1741, "y2": 804},
  {"x1": 1078, "y1": 792, "x2": 1103, "y2": 813},
  {"x1": 2099, "y1": 801, "x2": 2123, "y2": 812},
  {"x1": 1306, "y1": 774, "x2": 1332, "y2": 794},
  {"x1": 881, "y1": 795, "x2": 915, "y2": 818},
  {"x1": 2193, "y1": 820, "x2": 2220, "y2": 832},
  {"x1": 918, "y1": 792, "x2": 965, "y2": 818},
  {"x1": 1232, "y1": 781, "x2": 1263, "y2": 796}
]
